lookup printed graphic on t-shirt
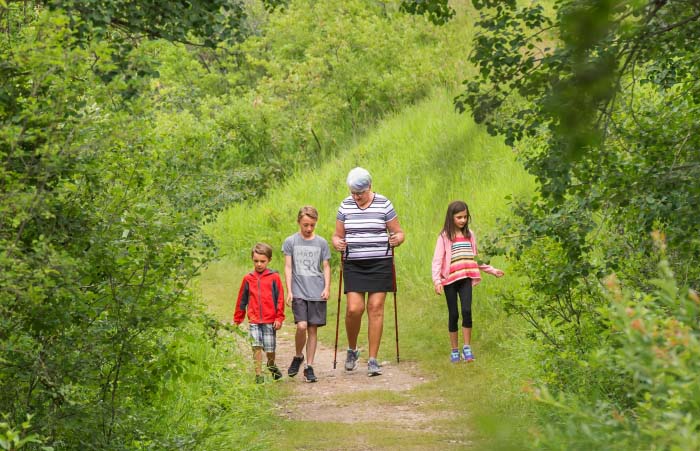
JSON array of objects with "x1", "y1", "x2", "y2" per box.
[{"x1": 294, "y1": 245, "x2": 322, "y2": 277}]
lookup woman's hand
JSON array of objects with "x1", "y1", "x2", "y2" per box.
[
  {"x1": 388, "y1": 231, "x2": 404, "y2": 248},
  {"x1": 332, "y1": 236, "x2": 347, "y2": 252},
  {"x1": 386, "y1": 218, "x2": 404, "y2": 248}
]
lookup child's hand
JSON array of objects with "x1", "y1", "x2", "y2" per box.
[
  {"x1": 273, "y1": 320, "x2": 282, "y2": 330},
  {"x1": 434, "y1": 284, "x2": 443, "y2": 295},
  {"x1": 494, "y1": 270, "x2": 505, "y2": 277}
]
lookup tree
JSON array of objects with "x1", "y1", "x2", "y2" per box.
[
  {"x1": 458, "y1": 0, "x2": 700, "y2": 440},
  {"x1": 0, "y1": 2, "x2": 245, "y2": 447},
  {"x1": 399, "y1": 0, "x2": 455, "y2": 25},
  {"x1": 16, "y1": 0, "x2": 246, "y2": 47}
]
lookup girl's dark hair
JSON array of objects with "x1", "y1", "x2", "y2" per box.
[{"x1": 441, "y1": 200, "x2": 471, "y2": 240}]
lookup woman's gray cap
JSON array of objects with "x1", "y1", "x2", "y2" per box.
[{"x1": 346, "y1": 167, "x2": 372, "y2": 191}]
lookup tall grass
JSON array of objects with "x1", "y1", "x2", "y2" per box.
[
  {"x1": 204, "y1": 89, "x2": 538, "y2": 449},
  {"x1": 131, "y1": 319, "x2": 281, "y2": 450}
]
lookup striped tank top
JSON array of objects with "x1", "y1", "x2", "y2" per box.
[{"x1": 443, "y1": 236, "x2": 480, "y2": 285}]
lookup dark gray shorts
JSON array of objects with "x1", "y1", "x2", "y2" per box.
[{"x1": 292, "y1": 298, "x2": 327, "y2": 327}]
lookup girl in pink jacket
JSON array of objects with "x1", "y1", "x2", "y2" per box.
[{"x1": 431, "y1": 200, "x2": 504, "y2": 363}]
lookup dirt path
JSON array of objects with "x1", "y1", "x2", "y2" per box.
[
  {"x1": 275, "y1": 329, "x2": 430, "y2": 425},
  {"x1": 271, "y1": 329, "x2": 469, "y2": 450}
]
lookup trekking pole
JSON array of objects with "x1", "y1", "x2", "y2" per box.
[
  {"x1": 390, "y1": 240, "x2": 400, "y2": 364},
  {"x1": 333, "y1": 248, "x2": 345, "y2": 370}
]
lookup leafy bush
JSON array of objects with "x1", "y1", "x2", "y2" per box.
[
  {"x1": 0, "y1": 8, "x2": 237, "y2": 449},
  {"x1": 152, "y1": 0, "x2": 467, "y2": 177},
  {"x1": 462, "y1": 1, "x2": 700, "y2": 445},
  {"x1": 531, "y1": 237, "x2": 700, "y2": 450}
]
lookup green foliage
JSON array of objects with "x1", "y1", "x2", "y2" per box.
[
  {"x1": 151, "y1": 0, "x2": 466, "y2": 179},
  {"x1": 0, "y1": 5, "x2": 239, "y2": 449},
  {"x1": 460, "y1": 0, "x2": 700, "y2": 199},
  {"x1": 0, "y1": 415, "x2": 50, "y2": 451},
  {"x1": 400, "y1": 0, "x2": 456, "y2": 25},
  {"x1": 36, "y1": 0, "x2": 247, "y2": 47},
  {"x1": 261, "y1": 0, "x2": 288, "y2": 13},
  {"x1": 462, "y1": 0, "x2": 700, "y2": 446},
  {"x1": 128, "y1": 320, "x2": 278, "y2": 451},
  {"x1": 532, "y1": 242, "x2": 700, "y2": 450}
]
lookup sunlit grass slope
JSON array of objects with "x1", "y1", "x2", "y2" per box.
[{"x1": 203, "y1": 89, "x2": 536, "y2": 449}]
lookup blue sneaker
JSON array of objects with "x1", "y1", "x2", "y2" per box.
[
  {"x1": 367, "y1": 358, "x2": 382, "y2": 377},
  {"x1": 450, "y1": 349, "x2": 460, "y2": 363},
  {"x1": 462, "y1": 345, "x2": 475, "y2": 362}
]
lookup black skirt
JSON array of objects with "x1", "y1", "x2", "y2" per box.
[{"x1": 343, "y1": 257, "x2": 395, "y2": 293}]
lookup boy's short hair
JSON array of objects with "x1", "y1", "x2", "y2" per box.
[
  {"x1": 252, "y1": 242, "x2": 273, "y2": 259},
  {"x1": 297, "y1": 206, "x2": 319, "y2": 222}
]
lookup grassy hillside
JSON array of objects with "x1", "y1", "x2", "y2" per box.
[{"x1": 202, "y1": 89, "x2": 537, "y2": 449}]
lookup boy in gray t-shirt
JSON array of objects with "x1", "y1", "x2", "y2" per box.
[{"x1": 283, "y1": 206, "x2": 331, "y2": 383}]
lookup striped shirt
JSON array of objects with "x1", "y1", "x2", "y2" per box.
[
  {"x1": 443, "y1": 236, "x2": 480, "y2": 285},
  {"x1": 337, "y1": 193, "x2": 397, "y2": 260}
]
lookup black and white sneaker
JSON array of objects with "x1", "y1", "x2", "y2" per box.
[
  {"x1": 303, "y1": 365, "x2": 317, "y2": 383},
  {"x1": 288, "y1": 355, "x2": 304, "y2": 377},
  {"x1": 267, "y1": 363, "x2": 283, "y2": 381}
]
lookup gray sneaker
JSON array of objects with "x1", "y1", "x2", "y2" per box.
[
  {"x1": 344, "y1": 349, "x2": 359, "y2": 371},
  {"x1": 367, "y1": 358, "x2": 382, "y2": 377}
]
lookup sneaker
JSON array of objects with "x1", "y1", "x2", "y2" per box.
[
  {"x1": 450, "y1": 349, "x2": 460, "y2": 363},
  {"x1": 367, "y1": 358, "x2": 382, "y2": 377},
  {"x1": 345, "y1": 349, "x2": 359, "y2": 371},
  {"x1": 267, "y1": 363, "x2": 283, "y2": 380},
  {"x1": 462, "y1": 345, "x2": 475, "y2": 362},
  {"x1": 255, "y1": 375, "x2": 264, "y2": 384},
  {"x1": 303, "y1": 365, "x2": 317, "y2": 383},
  {"x1": 288, "y1": 355, "x2": 304, "y2": 377}
]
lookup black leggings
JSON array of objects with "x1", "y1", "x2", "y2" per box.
[{"x1": 444, "y1": 278, "x2": 473, "y2": 332}]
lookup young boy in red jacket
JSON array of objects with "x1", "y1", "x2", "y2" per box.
[{"x1": 233, "y1": 242, "x2": 285, "y2": 383}]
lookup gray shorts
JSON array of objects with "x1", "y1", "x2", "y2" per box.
[
  {"x1": 292, "y1": 299, "x2": 327, "y2": 327},
  {"x1": 248, "y1": 323, "x2": 276, "y2": 352}
]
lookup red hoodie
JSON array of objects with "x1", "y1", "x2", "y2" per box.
[{"x1": 233, "y1": 269, "x2": 285, "y2": 325}]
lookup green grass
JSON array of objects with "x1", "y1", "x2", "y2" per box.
[
  {"x1": 141, "y1": 321, "x2": 283, "y2": 450},
  {"x1": 202, "y1": 89, "x2": 538, "y2": 449},
  {"x1": 273, "y1": 421, "x2": 459, "y2": 451}
]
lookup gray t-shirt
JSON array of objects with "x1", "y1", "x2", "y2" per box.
[{"x1": 282, "y1": 233, "x2": 330, "y2": 301}]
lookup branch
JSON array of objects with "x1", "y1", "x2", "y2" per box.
[{"x1": 647, "y1": 10, "x2": 700, "y2": 36}]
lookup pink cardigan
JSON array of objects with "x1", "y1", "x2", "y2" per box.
[{"x1": 431, "y1": 231, "x2": 500, "y2": 288}]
